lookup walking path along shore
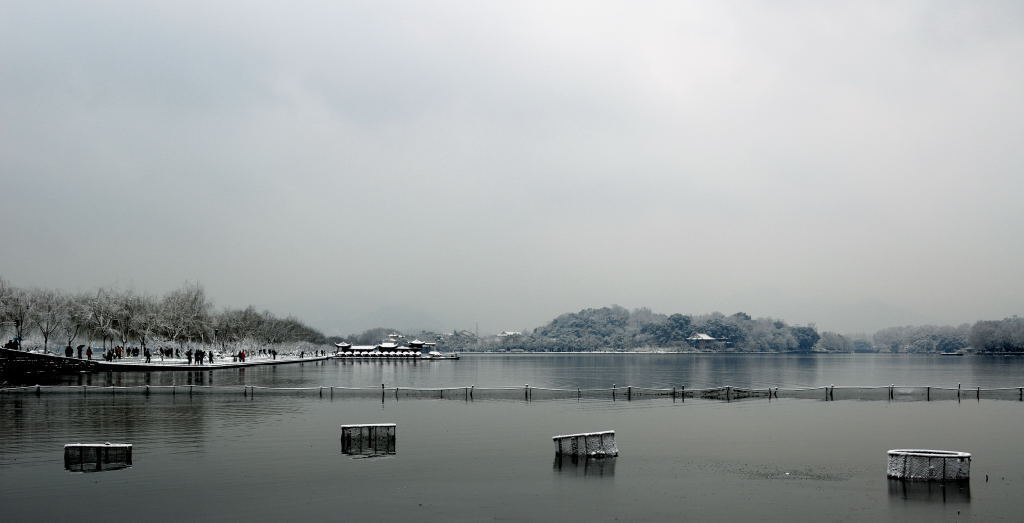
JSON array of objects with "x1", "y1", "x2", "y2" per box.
[{"x1": 0, "y1": 347, "x2": 330, "y2": 373}]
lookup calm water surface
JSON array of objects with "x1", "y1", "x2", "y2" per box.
[
  {"x1": 2, "y1": 354, "x2": 1022, "y2": 522},
  {"x1": 27, "y1": 352, "x2": 1024, "y2": 389}
]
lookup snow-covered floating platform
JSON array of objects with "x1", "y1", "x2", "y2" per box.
[
  {"x1": 64, "y1": 443, "x2": 132, "y2": 472},
  {"x1": 552, "y1": 430, "x2": 618, "y2": 458},
  {"x1": 887, "y1": 449, "x2": 971, "y2": 481},
  {"x1": 340, "y1": 423, "x2": 396, "y2": 456}
]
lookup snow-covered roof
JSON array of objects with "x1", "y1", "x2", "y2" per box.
[{"x1": 686, "y1": 333, "x2": 718, "y2": 341}]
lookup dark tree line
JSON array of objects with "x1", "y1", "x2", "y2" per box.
[{"x1": 0, "y1": 278, "x2": 326, "y2": 352}]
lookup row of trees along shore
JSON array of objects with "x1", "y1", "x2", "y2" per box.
[
  {"x1": 0, "y1": 278, "x2": 326, "y2": 352},
  {"x1": 360, "y1": 306, "x2": 1024, "y2": 354},
  {"x1": 3, "y1": 277, "x2": 1021, "y2": 355}
]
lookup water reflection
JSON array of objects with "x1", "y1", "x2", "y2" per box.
[
  {"x1": 0, "y1": 394, "x2": 211, "y2": 458},
  {"x1": 29, "y1": 353, "x2": 1024, "y2": 391},
  {"x1": 887, "y1": 479, "x2": 970, "y2": 504},
  {"x1": 553, "y1": 455, "x2": 616, "y2": 478}
]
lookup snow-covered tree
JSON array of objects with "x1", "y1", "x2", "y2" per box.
[{"x1": 29, "y1": 288, "x2": 65, "y2": 351}]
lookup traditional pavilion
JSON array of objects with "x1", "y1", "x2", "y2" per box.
[{"x1": 686, "y1": 333, "x2": 725, "y2": 351}]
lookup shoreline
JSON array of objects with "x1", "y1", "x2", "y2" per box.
[{"x1": 0, "y1": 347, "x2": 330, "y2": 373}]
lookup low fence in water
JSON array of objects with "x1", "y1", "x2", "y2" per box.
[
  {"x1": 3, "y1": 383, "x2": 1024, "y2": 402},
  {"x1": 341, "y1": 423, "x2": 396, "y2": 456},
  {"x1": 64, "y1": 443, "x2": 133, "y2": 472},
  {"x1": 887, "y1": 449, "x2": 971, "y2": 480}
]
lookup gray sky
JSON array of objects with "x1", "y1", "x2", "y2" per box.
[{"x1": 2, "y1": 1, "x2": 1022, "y2": 336}]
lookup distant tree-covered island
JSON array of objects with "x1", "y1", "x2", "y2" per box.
[
  {"x1": 399, "y1": 306, "x2": 830, "y2": 353},
  {"x1": 344, "y1": 306, "x2": 1024, "y2": 355}
]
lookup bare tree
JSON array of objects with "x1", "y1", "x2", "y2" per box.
[
  {"x1": 30, "y1": 288, "x2": 65, "y2": 352},
  {"x1": 0, "y1": 276, "x2": 11, "y2": 340},
  {"x1": 85, "y1": 288, "x2": 117, "y2": 350},
  {"x1": 60, "y1": 292, "x2": 90, "y2": 349},
  {"x1": 113, "y1": 290, "x2": 139, "y2": 349},
  {"x1": 4, "y1": 287, "x2": 34, "y2": 349},
  {"x1": 133, "y1": 295, "x2": 160, "y2": 350},
  {"x1": 159, "y1": 282, "x2": 212, "y2": 346}
]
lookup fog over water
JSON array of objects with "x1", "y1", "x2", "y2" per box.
[{"x1": 2, "y1": 1, "x2": 1022, "y2": 335}]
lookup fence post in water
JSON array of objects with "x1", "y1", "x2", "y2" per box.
[
  {"x1": 681, "y1": 385, "x2": 685, "y2": 402},
  {"x1": 726, "y1": 386, "x2": 731, "y2": 402},
  {"x1": 145, "y1": 385, "x2": 150, "y2": 396},
  {"x1": 889, "y1": 384, "x2": 894, "y2": 400},
  {"x1": 524, "y1": 384, "x2": 529, "y2": 402},
  {"x1": 243, "y1": 386, "x2": 247, "y2": 397},
  {"x1": 612, "y1": 384, "x2": 616, "y2": 401},
  {"x1": 977, "y1": 386, "x2": 980, "y2": 401},
  {"x1": 627, "y1": 386, "x2": 632, "y2": 401},
  {"x1": 395, "y1": 387, "x2": 399, "y2": 401},
  {"x1": 189, "y1": 385, "x2": 193, "y2": 397},
  {"x1": 927, "y1": 386, "x2": 930, "y2": 401},
  {"x1": 331, "y1": 386, "x2": 334, "y2": 399},
  {"x1": 672, "y1": 386, "x2": 676, "y2": 401},
  {"x1": 830, "y1": 385, "x2": 834, "y2": 401},
  {"x1": 470, "y1": 385, "x2": 474, "y2": 400},
  {"x1": 577, "y1": 386, "x2": 581, "y2": 400},
  {"x1": 1019, "y1": 387, "x2": 1022, "y2": 401},
  {"x1": 319, "y1": 386, "x2": 323, "y2": 398},
  {"x1": 957, "y1": 383, "x2": 961, "y2": 401},
  {"x1": 381, "y1": 383, "x2": 385, "y2": 403}
]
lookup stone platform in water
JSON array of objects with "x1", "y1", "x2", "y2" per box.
[
  {"x1": 64, "y1": 443, "x2": 133, "y2": 472},
  {"x1": 341, "y1": 423, "x2": 397, "y2": 456},
  {"x1": 552, "y1": 430, "x2": 618, "y2": 458},
  {"x1": 886, "y1": 449, "x2": 971, "y2": 481}
]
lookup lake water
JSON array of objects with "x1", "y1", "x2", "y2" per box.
[{"x1": 2, "y1": 354, "x2": 1023, "y2": 521}]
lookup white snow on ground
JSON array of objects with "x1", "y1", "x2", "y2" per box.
[{"x1": 9, "y1": 338, "x2": 331, "y2": 368}]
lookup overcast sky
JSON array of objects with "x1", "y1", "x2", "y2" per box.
[{"x1": 2, "y1": 1, "x2": 1022, "y2": 336}]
